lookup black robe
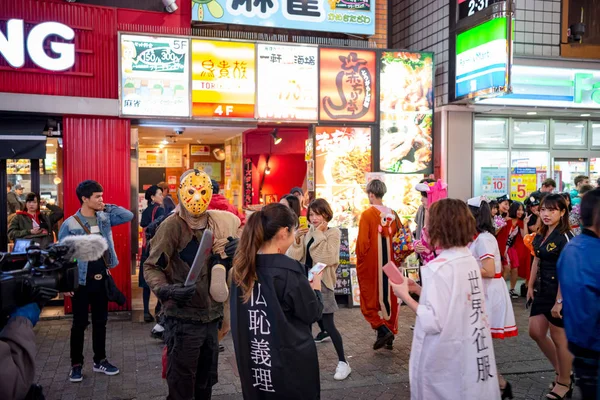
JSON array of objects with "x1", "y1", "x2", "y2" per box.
[{"x1": 231, "y1": 254, "x2": 323, "y2": 400}]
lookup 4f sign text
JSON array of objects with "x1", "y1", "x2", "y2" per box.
[{"x1": 0, "y1": 19, "x2": 75, "y2": 72}]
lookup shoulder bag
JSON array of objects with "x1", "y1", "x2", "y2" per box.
[{"x1": 73, "y1": 215, "x2": 126, "y2": 306}]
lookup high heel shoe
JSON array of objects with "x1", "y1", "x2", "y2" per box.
[
  {"x1": 501, "y1": 381, "x2": 513, "y2": 399},
  {"x1": 549, "y1": 372, "x2": 575, "y2": 390},
  {"x1": 546, "y1": 380, "x2": 573, "y2": 400}
]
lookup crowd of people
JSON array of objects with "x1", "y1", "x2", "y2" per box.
[{"x1": 1, "y1": 171, "x2": 599, "y2": 400}]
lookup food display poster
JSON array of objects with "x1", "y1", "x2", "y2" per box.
[
  {"x1": 481, "y1": 167, "x2": 508, "y2": 199},
  {"x1": 256, "y1": 44, "x2": 318, "y2": 121},
  {"x1": 191, "y1": 40, "x2": 256, "y2": 119},
  {"x1": 191, "y1": 145, "x2": 211, "y2": 156},
  {"x1": 510, "y1": 167, "x2": 537, "y2": 202},
  {"x1": 335, "y1": 228, "x2": 352, "y2": 296},
  {"x1": 307, "y1": 160, "x2": 315, "y2": 192},
  {"x1": 193, "y1": 0, "x2": 375, "y2": 36},
  {"x1": 350, "y1": 267, "x2": 361, "y2": 307},
  {"x1": 243, "y1": 158, "x2": 253, "y2": 206},
  {"x1": 120, "y1": 34, "x2": 190, "y2": 117},
  {"x1": 139, "y1": 147, "x2": 166, "y2": 168},
  {"x1": 379, "y1": 51, "x2": 434, "y2": 174},
  {"x1": 166, "y1": 148, "x2": 183, "y2": 167},
  {"x1": 319, "y1": 48, "x2": 377, "y2": 123},
  {"x1": 193, "y1": 162, "x2": 222, "y2": 181}
]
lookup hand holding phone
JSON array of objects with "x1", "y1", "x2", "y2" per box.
[
  {"x1": 308, "y1": 262, "x2": 327, "y2": 282},
  {"x1": 382, "y1": 261, "x2": 404, "y2": 285},
  {"x1": 299, "y1": 216, "x2": 308, "y2": 230}
]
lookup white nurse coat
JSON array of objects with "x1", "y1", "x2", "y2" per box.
[{"x1": 409, "y1": 247, "x2": 501, "y2": 400}]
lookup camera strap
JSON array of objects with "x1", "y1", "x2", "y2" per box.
[{"x1": 73, "y1": 215, "x2": 110, "y2": 269}]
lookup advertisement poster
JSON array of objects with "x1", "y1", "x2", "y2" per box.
[
  {"x1": 536, "y1": 170, "x2": 547, "y2": 189},
  {"x1": 166, "y1": 148, "x2": 183, "y2": 167},
  {"x1": 243, "y1": 158, "x2": 253, "y2": 206},
  {"x1": 139, "y1": 147, "x2": 166, "y2": 168},
  {"x1": 307, "y1": 160, "x2": 315, "y2": 191},
  {"x1": 511, "y1": 167, "x2": 537, "y2": 202},
  {"x1": 256, "y1": 44, "x2": 319, "y2": 121},
  {"x1": 315, "y1": 126, "x2": 371, "y2": 230},
  {"x1": 194, "y1": 162, "x2": 222, "y2": 181},
  {"x1": 319, "y1": 48, "x2": 376, "y2": 122},
  {"x1": 191, "y1": 40, "x2": 255, "y2": 119},
  {"x1": 455, "y1": 17, "x2": 509, "y2": 99},
  {"x1": 193, "y1": 0, "x2": 375, "y2": 36},
  {"x1": 191, "y1": 145, "x2": 211, "y2": 156},
  {"x1": 383, "y1": 174, "x2": 423, "y2": 221},
  {"x1": 350, "y1": 267, "x2": 361, "y2": 307},
  {"x1": 305, "y1": 139, "x2": 313, "y2": 161},
  {"x1": 379, "y1": 51, "x2": 434, "y2": 174},
  {"x1": 481, "y1": 167, "x2": 508, "y2": 199},
  {"x1": 335, "y1": 228, "x2": 352, "y2": 296},
  {"x1": 120, "y1": 34, "x2": 190, "y2": 117}
]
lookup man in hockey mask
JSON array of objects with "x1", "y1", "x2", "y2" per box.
[{"x1": 144, "y1": 169, "x2": 240, "y2": 400}]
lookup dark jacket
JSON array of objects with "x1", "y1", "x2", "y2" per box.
[
  {"x1": 231, "y1": 254, "x2": 323, "y2": 400},
  {"x1": 139, "y1": 203, "x2": 165, "y2": 288},
  {"x1": 0, "y1": 317, "x2": 37, "y2": 400},
  {"x1": 163, "y1": 196, "x2": 176, "y2": 214},
  {"x1": 8, "y1": 204, "x2": 64, "y2": 249},
  {"x1": 6, "y1": 191, "x2": 23, "y2": 214},
  {"x1": 557, "y1": 229, "x2": 600, "y2": 354}
]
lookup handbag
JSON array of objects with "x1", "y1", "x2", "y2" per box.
[
  {"x1": 391, "y1": 211, "x2": 414, "y2": 265},
  {"x1": 73, "y1": 216, "x2": 126, "y2": 306}
]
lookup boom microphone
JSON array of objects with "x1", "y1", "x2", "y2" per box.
[{"x1": 60, "y1": 235, "x2": 108, "y2": 262}]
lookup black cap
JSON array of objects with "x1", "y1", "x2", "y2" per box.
[
  {"x1": 496, "y1": 194, "x2": 512, "y2": 204},
  {"x1": 290, "y1": 187, "x2": 303, "y2": 196},
  {"x1": 525, "y1": 191, "x2": 542, "y2": 207}
]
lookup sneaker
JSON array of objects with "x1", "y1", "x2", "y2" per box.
[
  {"x1": 69, "y1": 365, "x2": 83, "y2": 383},
  {"x1": 334, "y1": 361, "x2": 351, "y2": 381},
  {"x1": 93, "y1": 359, "x2": 120, "y2": 376},
  {"x1": 314, "y1": 331, "x2": 331, "y2": 343},
  {"x1": 509, "y1": 289, "x2": 519, "y2": 299}
]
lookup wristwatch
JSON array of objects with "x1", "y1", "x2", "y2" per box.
[{"x1": 556, "y1": 298, "x2": 563, "y2": 304}]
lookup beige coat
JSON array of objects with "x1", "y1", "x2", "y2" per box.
[{"x1": 287, "y1": 226, "x2": 341, "y2": 291}]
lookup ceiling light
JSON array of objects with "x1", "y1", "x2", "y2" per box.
[
  {"x1": 161, "y1": 139, "x2": 169, "y2": 145},
  {"x1": 574, "y1": 124, "x2": 585, "y2": 128},
  {"x1": 158, "y1": 144, "x2": 165, "y2": 149},
  {"x1": 581, "y1": 114, "x2": 591, "y2": 117},
  {"x1": 265, "y1": 166, "x2": 271, "y2": 175},
  {"x1": 526, "y1": 112, "x2": 537, "y2": 115},
  {"x1": 46, "y1": 143, "x2": 54, "y2": 147},
  {"x1": 271, "y1": 128, "x2": 282, "y2": 145}
]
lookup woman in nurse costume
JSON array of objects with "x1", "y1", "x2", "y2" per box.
[
  {"x1": 468, "y1": 196, "x2": 518, "y2": 399},
  {"x1": 391, "y1": 199, "x2": 501, "y2": 400}
]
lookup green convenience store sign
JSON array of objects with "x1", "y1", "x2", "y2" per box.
[{"x1": 455, "y1": 17, "x2": 510, "y2": 99}]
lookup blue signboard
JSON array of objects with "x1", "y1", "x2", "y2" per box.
[{"x1": 192, "y1": 0, "x2": 375, "y2": 36}]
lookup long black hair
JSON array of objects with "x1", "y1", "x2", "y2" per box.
[
  {"x1": 469, "y1": 201, "x2": 495, "y2": 235},
  {"x1": 508, "y1": 201, "x2": 524, "y2": 220},
  {"x1": 281, "y1": 194, "x2": 301, "y2": 219}
]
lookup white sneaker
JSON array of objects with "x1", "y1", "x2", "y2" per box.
[{"x1": 334, "y1": 361, "x2": 351, "y2": 381}]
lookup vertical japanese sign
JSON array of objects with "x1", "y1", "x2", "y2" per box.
[
  {"x1": 481, "y1": 167, "x2": 508, "y2": 199},
  {"x1": 191, "y1": 40, "x2": 255, "y2": 119},
  {"x1": 319, "y1": 48, "x2": 376, "y2": 122},
  {"x1": 247, "y1": 283, "x2": 275, "y2": 393},
  {"x1": 510, "y1": 167, "x2": 537, "y2": 202},
  {"x1": 334, "y1": 228, "x2": 352, "y2": 296},
  {"x1": 468, "y1": 270, "x2": 496, "y2": 383},
  {"x1": 379, "y1": 51, "x2": 434, "y2": 174},
  {"x1": 193, "y1": 0, "x2": 375, "y2": 36},
  {"x1": 243, "y1": 158, "x2": 253, "y2": 206},
  {"x1": 120, "y1": 34, "x2": 190, "y2": 117},
  {"x1": 256, "y1": 44, "x2": 318, "y2": 121}
]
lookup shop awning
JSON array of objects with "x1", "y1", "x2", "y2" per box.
[{"x1": 0, "y1": 119, "x2": 47, "y2": 160}]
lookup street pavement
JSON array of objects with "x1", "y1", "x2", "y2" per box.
[{"x1": 33, "y1": 297, "x2": 582, "y2": 400}]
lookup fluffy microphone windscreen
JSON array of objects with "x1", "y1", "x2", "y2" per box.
[{"x1": 60, "y1": 235, "x2": 109, "y2": 262}]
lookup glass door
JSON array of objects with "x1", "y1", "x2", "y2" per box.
[
  {"x1": 591, "y1": 156, "x2": 600, "y2": 186},
  {"x1": 552, "y1": 157, "x2": 588, "y2": 192}
]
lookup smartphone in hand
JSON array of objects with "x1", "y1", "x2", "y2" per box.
[
  {"x1": 308, "y1": 262, "x2": 327, "y2": 282},
  {"x1": 299, "y1": 216, "x2": 308, "y2": 230},
  {"x1": 383, "y1": 261, "x2": 404, "y2": 285}
]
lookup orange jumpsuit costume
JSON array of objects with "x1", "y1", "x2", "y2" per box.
[{"x1": 356, "y1": 206, "x2": 400, "y2": 334}]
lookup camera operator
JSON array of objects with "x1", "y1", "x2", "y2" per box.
[{"x1": 0, "y1": 303, "x2": 40, "y2": 400}]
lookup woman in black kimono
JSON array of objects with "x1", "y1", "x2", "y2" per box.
[
  {"x1": 527, "y1": 194, "x2": 574, "y2": 400},
  {"x1": 231, "y1": 203, "x2": 323, "y2": 400}
]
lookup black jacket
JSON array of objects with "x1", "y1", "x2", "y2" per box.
[{"x1": 231, "y1": 254, "x2": 323, "y2": 400}]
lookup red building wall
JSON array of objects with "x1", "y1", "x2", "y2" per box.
[{"x1": 62, "y1": 116, "x2": 132, "y2": 312}]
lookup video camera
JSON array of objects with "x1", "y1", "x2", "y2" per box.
[
  {"x1": 0, "y1": 234, "x2": 108, "y2": 323},
  {"x1": 0, "y1": 243, "x2": 78, "y2": 320}
]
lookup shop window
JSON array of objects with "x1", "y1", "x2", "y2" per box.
[
  {"x1": 40, "y1": 138, "x2": 63, "y2": 208},
  {"x1": 511, "y1": 151, "x2": 550, "y2": 188},
  {"x1": 474, "y1": 118, "x2": 507, "y2": 147},
  {"x1": 474, "y1": 150, "x2": 509, "y2": 198},
  {"x1": 592, "y1": 122, "x2": 600, "y2": 147},
  {"x1": 7, "y1": 159, "x2": 32, "y2": 192},
  {"x1": 553, "y1": 121, "x2": 587, "y2": 148},
  {"x1": 513, "y1": 120, "x2": 549, "y2": 147}
]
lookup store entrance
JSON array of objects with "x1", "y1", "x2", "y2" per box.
[{"x1": 552, "y1": 157, "x2": 588, "y2": 192}]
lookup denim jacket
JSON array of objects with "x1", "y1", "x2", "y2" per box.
[{"x1": 58, "y1": 204, "x2": 134, "y2": 285}]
